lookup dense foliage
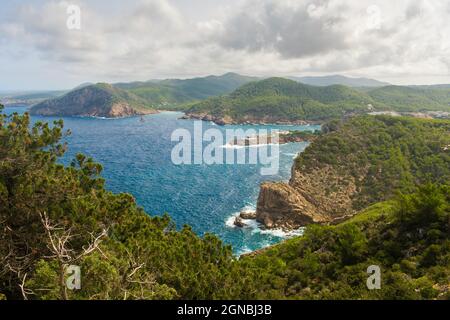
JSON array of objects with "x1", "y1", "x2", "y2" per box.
[
  {"x1": 244, "y1": 184, "x2": 449, "y2": 299},
  {"x1": 0, "y1": 106, "x2": 257, "y2": 300},
  {"x1": 368, "y1": 86, "x2": 450, "y2": 112},
  {"x1": 29, "y1": 74, "x2": 258, "y2": 116},
  {"x1": 188, "y1": 78, "x2": 450, "y2": 123},
  {"x1": 102, "y1": 73, "x2": 257, "y2": 110},
  {"x1": 296, "y1": 115, "x2": 450, "y2": 211},
  {"x1": 0, "y1": 106, "x2": 448, "y2": 300}
]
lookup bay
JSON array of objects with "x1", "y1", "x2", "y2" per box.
[{"x1": 4, "y1": 106, "x2": 320, "y2": 254}]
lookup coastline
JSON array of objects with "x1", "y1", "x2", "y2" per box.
[{"x1": 180, "y1": 112, "x2": 323, "y2": 126}]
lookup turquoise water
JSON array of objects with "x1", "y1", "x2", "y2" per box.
[{"x1": 4, "y1": 106, "x2": 320, "y2": 255}]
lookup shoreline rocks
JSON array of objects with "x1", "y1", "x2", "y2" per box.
[
  {"x1": 232, "y1": 211, "x2": 259, "y2": 228},
  {"x1": 233, "y1": 211, "x2": 257, "y2": 228},
  {"x1": 233, "y1": 216, "x2": 247, "y2": 228},
  {"x1": 239, "y1": 211, "x2": 257, "y2": 220},
  {"x1": 181, "y1": 112, "x2": 320, "y2": 126}
]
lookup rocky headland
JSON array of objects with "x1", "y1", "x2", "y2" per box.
[
  {"x1": 30, "y1": 83, "x2": 157, "y2": 118},
  {"x1": 253, "y1": 116, "x2": 450, "y2": 231}
]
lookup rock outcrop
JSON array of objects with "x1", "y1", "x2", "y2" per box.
[
  {"x1": 256, "y1": 182, "x2": 328, "y2": 229},
  {"x1": 239, "y1": 211, "x2": 257, "y2": 220},
  {"x1": 256, "y1": 164, "x2": 360, "y2": 230},
  {"x1": 233, "y1": 216, "x2": 247, "y2": 228}
]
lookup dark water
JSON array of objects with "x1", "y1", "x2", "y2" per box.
[{"x1": 4, "y1": 106, "x2": 320, "y2": 254}]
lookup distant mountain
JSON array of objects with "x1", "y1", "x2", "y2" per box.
[
  {"x1": 367, "y1": 85, "x2": 450, "y2": 111},
  {"x1": 115, "y1": 73, "x2": 259, "y2": 109},
  {"x1": 30, "y1": 83, "x2": 156, "y2": 118},
  {"x1": 409, "y1": 84, "x2": 450, "y2": 89},
  {"x1": 186, "y1": 77, "x2": 378, "y2": 124},
  {"x1": 291, "y1": 75, "x2": 390, "y2": 87}
]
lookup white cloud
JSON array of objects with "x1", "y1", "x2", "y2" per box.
[{"x1": 1, "y1": 0, "x2": 450, "y2": 86}]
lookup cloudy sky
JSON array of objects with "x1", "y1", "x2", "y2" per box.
[{"x1": 1, "y1": 0, "x2": 450, "y2": 90}]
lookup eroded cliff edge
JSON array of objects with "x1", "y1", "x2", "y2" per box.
[
  {"x1": 256, "y1": 165, "x2": 359, "y2": 229},
  {"x1": 255, "y1": 116, "x2": 450, "y2": 230}
]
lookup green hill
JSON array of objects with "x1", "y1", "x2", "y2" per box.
[
  {"x1": 187, "y1": 78, "x2": 450, "y2": 124},
  {"x1": 186, "y1": 77, "x2": 378, "y2": 123},
  {"x1": 116, "y1": 73, "x2": 259, "y2": 109},
  {"x1": 30, "y1": 83, "x2": 156, "y2": 118}
]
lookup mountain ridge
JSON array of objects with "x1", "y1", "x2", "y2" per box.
[
  {"x1": 290, "y1": 74, "x2": 390, "y2": 87},
  {"x1": 30, "y1": 73, "x2": 259, "y2": 117}
]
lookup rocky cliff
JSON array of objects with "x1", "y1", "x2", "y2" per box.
[
  {"x1": 256, "y1": 116, "x2": 450, "y2": 230},
  {"x1": 256, "y1": 165, "x2": 358, "y2": 230}
]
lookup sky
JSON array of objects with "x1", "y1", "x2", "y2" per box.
[{"x1": 1, "y1": 0, "x2": 450, "y2": 90}]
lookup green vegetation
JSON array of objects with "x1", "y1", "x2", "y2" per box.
[
  {"x1": 0, "y1": 105, "x2": 255, "y2": 300},
  {"x1": 244, "y1": 184, "x2": 449, "y2": 299},
  {"x1": 114, "y1": 72, "x2": 259, "y2": 110},
  {"x1": 368, "y1": 85, "x2": 450, "y2": 111},
  {"x1": 0, "y1": 105, "x2": 448, "y2": 300},
  {"x1": 30, "y1": 83, "x2": 153, "y2": 117},
  {"x1": 188, "y1": 78, "x2": 378, "y2": 122},
  {"x1": 187, "y1": 78, "x2": 450, "y2": 123},
  {"x1": 280, "y1": 129, "x2": 322, "y2": 143},
  {"x1": 28, "y1": 75, "x2": 450, "y2": 120},
  {"x1": 29, "y1": 73, "x2": 258, "y2": 116},
  {"x1": 295, "y1": 116, "x2": 450, "y2": 212}
]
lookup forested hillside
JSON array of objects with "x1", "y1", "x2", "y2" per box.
[
  {"x1": 124, "y1": 72, "x2": 259, "y2": 108},
  {"x1": 0, "y1": 105, "x2": 448, "y2": 300},
  {"x1": 256, "y1": 116, "x2": 450, "y2": 230},
  {"x1": 368, "y1": 86, "x2": 450, "y2": 111},
  {"x1": 186, "y1": 78, "x2": 450, "y2": 124}
]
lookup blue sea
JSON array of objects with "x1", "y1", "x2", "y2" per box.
[{"x1": 4, "y1": 106, "x2": 320, "y2": 255}]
